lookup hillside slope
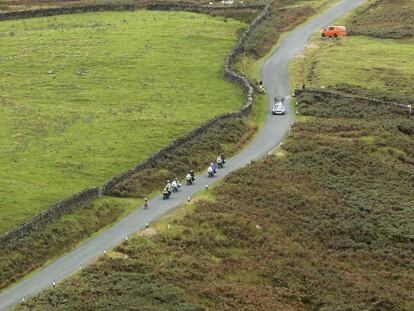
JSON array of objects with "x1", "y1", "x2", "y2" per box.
[{"x1": 17, "y1": 91, "x2": 414, "y2": 311}]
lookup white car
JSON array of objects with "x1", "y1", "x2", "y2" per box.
[{"x1": 272, "y1": 97, "x2": 285, "y2": 115}]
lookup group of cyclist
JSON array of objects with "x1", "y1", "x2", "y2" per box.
[{"x1": 162, "y1": 153, "x2": 226, "y2": 200}]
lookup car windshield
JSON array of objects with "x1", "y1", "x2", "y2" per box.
[{"x1": 273, "y1": 104, "x2": 283, "y2": 110}]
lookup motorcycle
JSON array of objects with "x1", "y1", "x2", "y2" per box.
[
  {"x1": 172, "y1": 179, "x2": 181, "y2": 192},
  {"x1": 186, "y1": 174, "x2": 194, "y2": 185},
  {"x1": 217, "y1": 156, "x2": 224, "y2": 168},
  {"x1": 162, "y1": 189, "x2": 170, "y2": 200},
  {"x1": 172, "y1": 184, "x2": 179, "y2": 192}
]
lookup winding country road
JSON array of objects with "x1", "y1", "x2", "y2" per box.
[{"x1": 0, "y1": 0, "x2": 365, "y2": 309}]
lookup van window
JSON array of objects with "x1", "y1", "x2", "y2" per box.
[{"x1": 329, "y1": 27, "x2": 334, "y2": 30}]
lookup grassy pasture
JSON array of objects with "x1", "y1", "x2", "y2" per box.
[
  {"x1": 18, "y1": 93, "x2": 414, "y2": 310},
  {"x1": 289, "y1": 35, "x2": 414, "y2": 102},
  {"x1": 0, "y1": 10, "x2": 246, "y2": 234},
  {"x1": 289, "y1": 0, "x2": 414, "y2": 101}
]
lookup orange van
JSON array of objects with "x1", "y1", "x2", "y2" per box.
[{"x1": 321, "y1": 26, "x2": 347, "y2": 38}]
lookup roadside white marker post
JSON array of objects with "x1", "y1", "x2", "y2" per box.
[
  {"x1": 104, "y1": 249, "x2": 107, "y2": 255},
  {"x1": 408, "y1": 104, "x2": 412, "y2": 117},
  {"x1": 53, "y1": 281, "x2": 56, "y2": 287},
  {"x1": 125, "y1": 236, "x2": 128, "y2": 241},
  {"x1": 187, "y1": 196, "x2": 191, "y2": 202},
  {"x1": 145, "y1": 223, "x2": 149, "y2": 228},
  {"x1": 124, "y1": 254, "x2": 128, "y2": 259},
  {"x1": 168, "y1": 224, "x2": 171, "y2": 230},
  {"x1": 205, "y1": 184, "x2": 209, "y2": 190}
]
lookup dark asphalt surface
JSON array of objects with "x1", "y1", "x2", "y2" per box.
[{"x1": 0, "y1": 0, "x2": 365, "y2": 308}]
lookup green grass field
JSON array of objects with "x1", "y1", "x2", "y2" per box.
[
  {"x1": 0, "y1": 10, "x2": 245, "y2": 234},
  {"x1": 289, "y1": 0, "x2": 414, "y2": 101},
  {"x1": 289, "y1": 35, "x2": 414, "y2": 101}
]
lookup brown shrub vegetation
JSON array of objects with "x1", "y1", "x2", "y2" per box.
[
  {"x1": 348, "y1": 0, "x2": 414, "y2": 39},
  {"x1": 20, "y1": 93, "x2": 414, "y2": 310}
]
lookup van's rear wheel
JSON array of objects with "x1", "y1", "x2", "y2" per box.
[{"x1": 333, "y1": 34, "x2": 338, "y2": 38}]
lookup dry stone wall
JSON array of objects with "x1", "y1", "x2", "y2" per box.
[
  {"x1": 0, "y1": 3, "x2": 264, "y2": 21},
  {"x1": 146, "y1": 3, "x2": 265, "y2": 12},
  {"x1": 295, "y1": 89, "x2": 411, "y2": 111},
  {"x1": 0, "y1": 4, "x2": 269, "y2": 247},
  {"x1": 0, "y1": 188, "x2": 99, "y2": 245},
  {"x1": 0, "y1": 4, "x2": 139, "y2": 20}
]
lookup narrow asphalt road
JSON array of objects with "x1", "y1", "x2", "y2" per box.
[{"x1": 0, "y1": 0, "x2": 365, "y2": 309}]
